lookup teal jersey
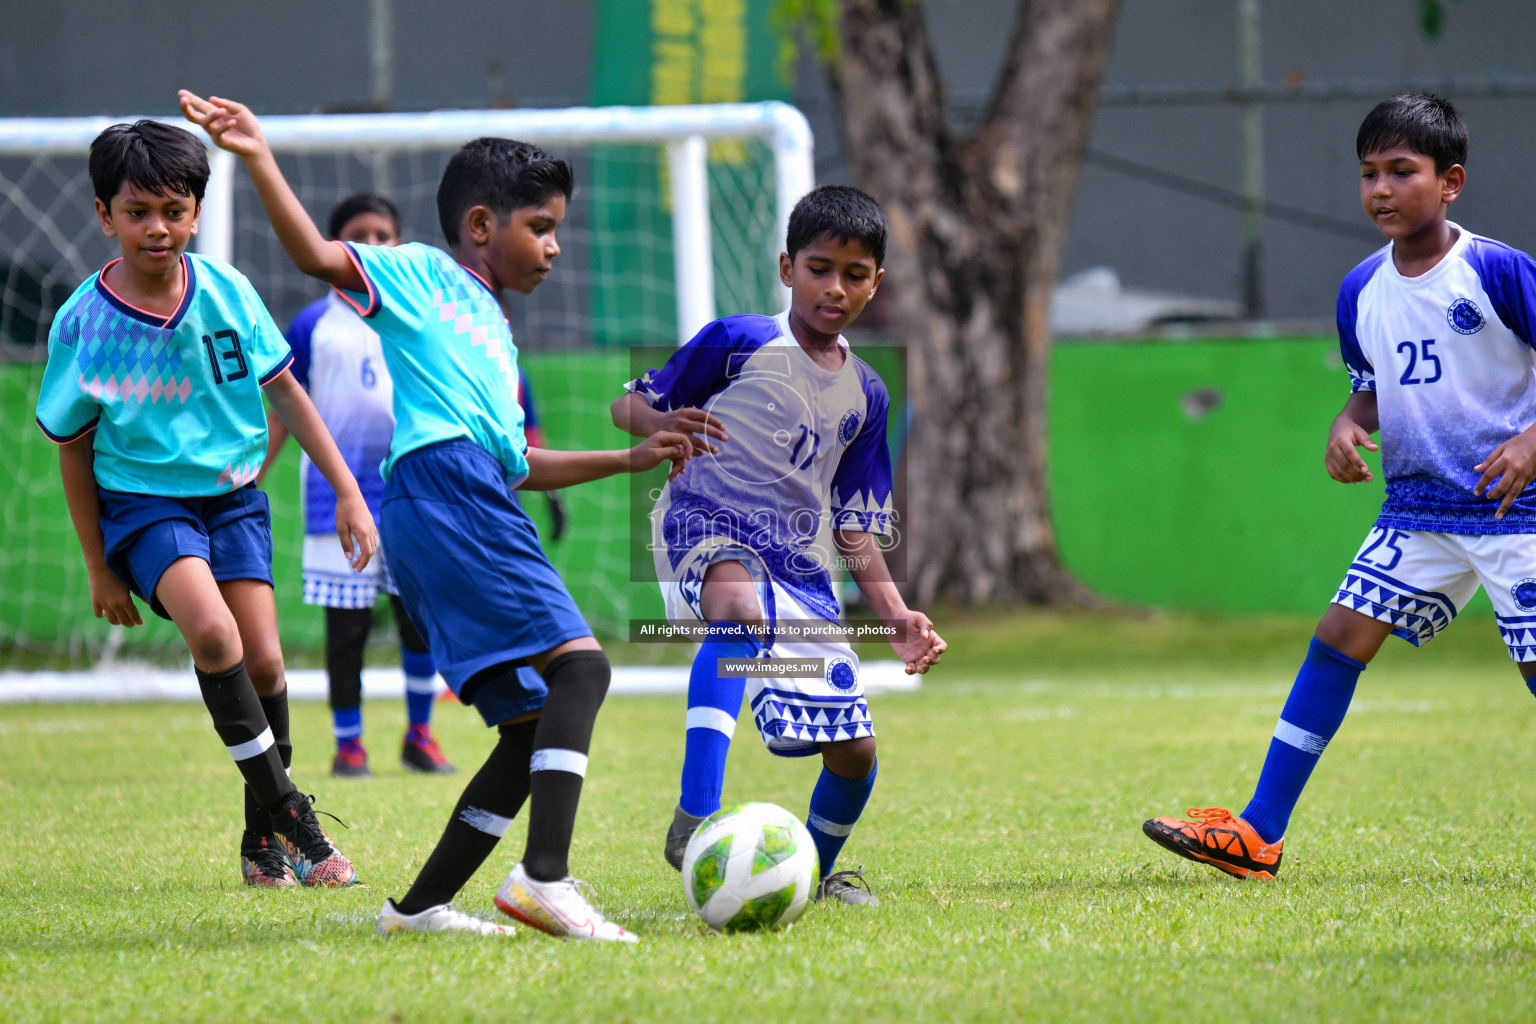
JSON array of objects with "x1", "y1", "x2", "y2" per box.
[
  {"x1": 334, "y1": 242, "x2": 528, "y2": 485},
  {"x1": 34, "y1": 254, "x2": 293, "y2": 496}
]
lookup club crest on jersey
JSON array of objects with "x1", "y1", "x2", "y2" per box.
[
  {"x1": 1447, "y1": 297, "x2": 1485, "y2": 335},
  {"x1": 826, "y1": 657, "x2": 858, "y2": 693},
  {"x1": 838, "y1": 410, "x2": 861, "y2": 446},
  {"x1": 1514, "y1": 579, "x2": 1536, "y2": 613}
]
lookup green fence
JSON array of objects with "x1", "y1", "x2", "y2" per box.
[{"x1": 2, "y1": 335, "x2": 1476, "y2": 665}]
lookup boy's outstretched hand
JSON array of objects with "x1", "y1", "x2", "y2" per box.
[
  {"x1": 630, "y1": 430, "x2": 694, "y2": 482},
  {"x1": 1474, "y1": 426, "x2": 1536, "y2": 519},
  {"x1": 335, "y1": 493, "x2": 379, "y2": 572},
  {"x1": 179, "y1": 91, "x2": 268, "y2": 159},
  {"x1": 1325, "y1": 416, "x2": 1378, "y2": 483},
  {"x1": 657, "y1": 408, "x2": 727, "y2": 456},
  {"x1": 890, "y1": 610, "x2": 946, "y2": 675}
]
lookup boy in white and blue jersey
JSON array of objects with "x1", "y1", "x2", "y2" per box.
[
  {"x1": 613, "y1": 186, "x2": 947, "y2": 905},
  {"x1": 186, "y1": 89, "x2": 692, "y2": 941},
  {"x1": 259, "y1": 194, "x2": 455, "y2": 779},
  {"x1": 36, "y1": 120, "x2": 373, "y2": 890},
  {"x1": 1146, "y1": 94, "x2": 1536, "y2": 879}
]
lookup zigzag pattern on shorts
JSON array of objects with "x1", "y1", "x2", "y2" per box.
[
  {"x1": 1333, "y1": 562, "x2": 1457, "y2": 647},
  {"x1": 751, "y1": 688, "x2": 873, "y2": 748},
  {"x1": 1495, "y1": 613, "x2": 1536, "y2": 661}
]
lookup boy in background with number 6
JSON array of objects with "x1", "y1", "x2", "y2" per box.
[
  {"x1": 1145, "y1": 94, "x2": 1536, "y2": 879},
  {"x1": 258, "y1": 193, "x2": 455, "y2": 779},
  {"x1": 36, "y1": 120, "x2": 372, "y2": 889}
]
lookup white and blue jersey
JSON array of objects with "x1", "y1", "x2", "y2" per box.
[
  {"x1": 333, "y1": 241, "x2": 528, "y2": 486},
  {"x1": 1331, "y1": 225, "x2": 1536, "y2": 663},
  {"x1": 627, "y1": 311, "x2": 894, "y2": 622},
  {"x1": 287, "y1": 293, "x2": 394, "y2": 532},
  {"x1": 627, "y1": 312, "x2": 893, "y2": 753},
  {"x1": 1338, "y1": 223, "x2": 1536, "y2": 533},
  {"x1": 35, "y1": 254, "x2": 292, "y2": 495},
  {"x1": 285, "y1": 293, "x2": 402, "y2": 607}
]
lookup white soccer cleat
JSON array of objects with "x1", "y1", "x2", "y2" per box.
[
  {"x1": 494, "y1": 862, "x2": 639, "y2": 943},
  {"x1": 376, "y1": 898, "x2": 515, "y2": 937}
]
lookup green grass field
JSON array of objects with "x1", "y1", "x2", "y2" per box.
[{"x1": 5, "y1": 610, "x2": 1536, "y2": 1022}]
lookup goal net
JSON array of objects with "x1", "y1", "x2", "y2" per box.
[{"x1": 0, "y1": 102, "x2": 815, "y2": 668}]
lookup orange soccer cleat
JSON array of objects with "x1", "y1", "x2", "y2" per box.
[{"x1": 1142, "y1": 807, "x2": 1283, "y2": 880}]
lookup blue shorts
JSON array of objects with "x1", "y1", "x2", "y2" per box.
[
  {"x1": 381, "y1": 439, "x2": 591, "y2": 727},
  {"x1": 97, "y1": 485, "x2": 274, "y2": 620}
]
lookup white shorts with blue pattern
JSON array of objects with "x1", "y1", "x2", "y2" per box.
[
  {"x1": 1334, "y1": 525, "x2": 1536, "y2": 660},
  {"x1": 301, "y1": 533, "x2": 397, "y2": 609},
  {"x1": 658, "y1": 539, "x2": 874, "y2": 757}
]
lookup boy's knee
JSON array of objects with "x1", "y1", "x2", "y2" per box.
[
  {"x1": 245, "y1": 644, "x2": 286, "y2": 694},
  {"x1": 822, "y1": 736, "x2": 877, "y2": 779},
  {"x1": 185, "y1": 615, "x2": 243, "y2": 670},
  {"x1": 710, "y1": 594, "x2": 761, "y2": 627},
  {"x1": 1313, "y1": 605, "x2": 1386, "y2": 665}
]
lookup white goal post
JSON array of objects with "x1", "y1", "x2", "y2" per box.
[{"x1": 0, "y1": 101, "x2": 815, "y2": 344}]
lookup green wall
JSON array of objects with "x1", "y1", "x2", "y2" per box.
[{"x1": 1050, "y1": 337, "x2": 1492, "y2": 616}]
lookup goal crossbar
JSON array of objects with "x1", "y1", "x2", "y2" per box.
[{"x1": 0, "y1": 101, "x2": 815, "y2": 342}]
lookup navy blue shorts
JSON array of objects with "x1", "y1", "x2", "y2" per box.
[
  {"x1": 381, "y1": 439, "x2": 592, "y2": 727},
  {"x1": 97, "y1": 485, "x2": 274, "y2": 620}
]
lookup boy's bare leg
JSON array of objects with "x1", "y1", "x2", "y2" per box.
[
  {"x1": 1313, "y1": 604, "x2": 1394, "y2": 664},
  {"x1": 219, "y1": 579, "x2": 286, "y2": 696},
  {"x1": 155, "y1": 558, "x2": 296, "y2": 812},
  {"x1": 699, "y1": 559, "x2": 763, "y2": 627}
]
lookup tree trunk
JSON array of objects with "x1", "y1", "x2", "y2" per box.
[{"x1": 828, "y1": 0, "x2": 1120, "y2": 605}]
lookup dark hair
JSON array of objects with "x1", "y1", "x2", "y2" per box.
[
  {"x1": 435, "y1": 138, "x2": 573, "y2": 245},
  {"x1": 89, "y1": 120, "x2": 210, "y2": 211},
  {"x1": 1356, "y1": 92, "x2": 1468, "y2": 173},
  {"x1": 787, "y1": 185, "x2": 888, "y2": 266},
  {"x1": 327, "y1": 192, "x2": 401, "y2": 240}
]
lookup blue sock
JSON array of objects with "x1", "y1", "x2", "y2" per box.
[
  {"x1": 808, "y1": 759, "x2": 877, "y2": 877},
  {"x1": 402, "y1": 647, "x2": 436, "y2": 729},
  {"x1": 332, "y1": 705, "x2": 363, "y2": 744},
  {"x1": 678, "y1": 622, "x2": 757, "y2": 818},
  {"x1": 1241, "y1": 637, "x2": 1364, "y2": 844}
]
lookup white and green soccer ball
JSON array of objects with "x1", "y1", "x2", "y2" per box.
[{"x1": 681, "y1": 802, "x2": 819, "y2": 932}]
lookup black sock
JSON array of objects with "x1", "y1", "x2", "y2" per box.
[
  {"x1": 244, "y1": 688, "x2": 293, "y2": 835},
  {"x1": 521, "y1": 650, "x2": 610, "y2": 882},
  {"x1": 395, "y1": 718, "x2": 538, "y2": 914},
  {"x1": 326, "y1": 606, "x2": 372, "y2": 712},
  {"x1": 196, "y1": 661, "x2": 296, "y2": 810}
]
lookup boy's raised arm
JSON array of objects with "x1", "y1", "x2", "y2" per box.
[{"x1": 179, "y1": 90, "x2": 363, "y2": 293}]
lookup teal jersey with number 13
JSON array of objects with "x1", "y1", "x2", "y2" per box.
[{"x1": 34, "y1": 253, "x2": 293, "y2": 497}]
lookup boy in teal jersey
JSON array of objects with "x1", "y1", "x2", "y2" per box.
[
  {"x1": 35, "y1": 120, "x2": 375, "y2": 889},
  {"x1": 184, "y1": 90, "x2": 693, "y2": 941}
]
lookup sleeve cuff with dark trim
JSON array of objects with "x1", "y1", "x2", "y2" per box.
[
  {"x1": 257, "y1": 352, "x2": 296, "y2": 386},
  {"x1": 331, "y1": 240, "x2": 381, "y2": 318},
  {"x1": 37, "y1": 415, "x2": 99, "y2": 444}
]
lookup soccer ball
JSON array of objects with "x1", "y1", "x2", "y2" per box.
[{"x1": 681, "y1": 802, "x2": 819, "y2": 932}]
